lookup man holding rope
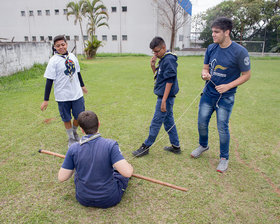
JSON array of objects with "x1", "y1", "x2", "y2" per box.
[
  {"x1": 132, "y1": 37, "x2": 181, "y2": 157},
  {"x1": 191, "y1": 17, "x2": 251, "y2": 172}
]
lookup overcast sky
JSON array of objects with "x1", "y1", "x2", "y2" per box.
[{"x1": 191, "y1": 0, "x2": 224, "y2": 16}]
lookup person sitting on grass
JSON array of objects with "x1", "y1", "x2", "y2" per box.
[
  {"x1": 58, "y1": 110, "x2": 133, "y2": 208},
  {"x1": 41, "y1": 35, "x2": 88, "y2": 148}
]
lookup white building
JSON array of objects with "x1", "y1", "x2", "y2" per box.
[{"x1": 0, "y1": 0, "x2": 192, "y2": 55}]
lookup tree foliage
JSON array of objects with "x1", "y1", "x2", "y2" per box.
[
  {"x1": 82, "y1": 0, "x2": 109, "y2": 39},
  {"x1": 66, "y1": 0, "x2": 109, "y2": 58},
  {"x1": 157, "y1": 0, "x2": 191, "y2": 51},
  {"x1": 199, "y1": 0, "x2": 280, "y2": 52},
  {"x1": 66, "y1": 1, "x2": 86, "y2": 50}
]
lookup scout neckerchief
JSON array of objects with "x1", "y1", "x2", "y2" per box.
[
  {"x1": 154, "y1": 51, "x2": 177, "y2": 85},
  {"x1": 79, "y1": 133, "x2": 101, "y2": 145},
  {"x1": 55, "y1": 51, "x2": 75, "y2": 81}
]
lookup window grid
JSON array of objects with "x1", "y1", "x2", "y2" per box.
[{"x1": 112, "y1": 35, "x2": 117, "y2": 41}]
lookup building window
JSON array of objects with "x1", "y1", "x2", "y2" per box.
[
  {"x1": 55, "y1": 9, "x2": 59, "y2": 15},
  {"x1": 37, "y1": 10, "x2": 42, "y2": 16},
  {"x1": 46, "y1": 10, "x2": 50, "y2": 16},
  {"x1": 111, "y1": 7, "x2": 117, "y2": 12},
  {"x1": 179, "y1": 35, "x2": 183, "y2": 41},
  {"x1": 112, "y1": 35, "x2": 117, "y2": 41},
  {"x1": 29, "y1": 11, "x2": 34, "y2": 16},
  {"x1": 83, "y1": 35, "x2": 88, "y2": 41},
  {"x1": 102, "y1": 35, "x2": 107, "y2": 41},
  {"x1": 21, "y1": 11, "x2": 26, "y2": 16},
  {"x1": 48, "y1": 36, "x2": 52, "y2": 41},
  {"x1": 122, "y1": 35, "x2": 127, "y2": 41},
  {"x1": 40, "y1": 36, "x2": 44, "y2": 41},
  {"x1": 24, "y1": 36, "x2": 29, "y2": 42},
  {"x1": 63, "y1": 9, "x2": 68, "y2": 15},
  {"x1": 66, "y1": 36, "x2": 70, "y2": 41},
  {"x1": 32, "y1": 36, "x2": 36, "y2": 42},
  {"x1": 101, "y1": 7, "x2": 107, "y2": 13},
  {"x1": 122, "y1": 6, "x2": 127, "y2": 12},
  {"x1": 74, "y1": 35, "x2": 79, "y2": 41}
]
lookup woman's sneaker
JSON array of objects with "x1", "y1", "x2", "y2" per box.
[{"x1": 190, "y1": 145, "x2": 209, "y2": 158}]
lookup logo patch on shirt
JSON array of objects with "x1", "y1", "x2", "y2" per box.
[
  {"x1": 244, "y1": 57, "x2": 250, "y2": 66},
  {"x1": 214, "y1": 65, "x2": 227, "y2": 70},
  {"x1": 64, "y1": 59, "x2": 76, "y2": 77},
  {"x1": 209, "y1": 59, "x2": 228, "y2": 78}
]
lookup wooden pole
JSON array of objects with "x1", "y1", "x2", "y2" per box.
[{"x1": 38, "y1": 149, "x2": 188, "y2": 192}]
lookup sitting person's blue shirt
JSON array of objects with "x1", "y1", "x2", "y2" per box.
[{"x1": 62, "y1": 133, "x2": 129, "y2": 208}]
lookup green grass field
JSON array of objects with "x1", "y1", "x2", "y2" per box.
[{"x1": 0, "y1": 56, "x2": 279, "y2": 223}]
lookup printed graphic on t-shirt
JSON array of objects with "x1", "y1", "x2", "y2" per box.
[
  {"x1": 64, "y1": 58, "x2": 76, "y2": 78},
  {"x1": 209, "y1": 59, "x2": 227, "y2": 78}
]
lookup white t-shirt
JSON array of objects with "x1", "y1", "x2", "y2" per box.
[{"x1": 44, "y1": 53, "x2": 83, "y2": 102}]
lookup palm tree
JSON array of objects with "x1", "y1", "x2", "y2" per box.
[
  {"x1": 82, "y1": 0, "x2": 109, "y2": 58},
  {"x1": 82, "y1": 0, "x2": 109, "y2": 41},
  {"x1": 66, "y1": 0, "x2": 86, "y2": 51}
]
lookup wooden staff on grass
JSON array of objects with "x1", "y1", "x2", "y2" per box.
[{"x1": 38, "y1": 149, "x2": 188, "y2": 192}]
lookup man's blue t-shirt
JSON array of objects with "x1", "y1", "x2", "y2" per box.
[
  {"x1": 154, "y1": 52, "x2": 179, "y2": 97},
  {"x1": 204, "y1": 41, "x2": 251, "y2": 97},
  {"x1": 61, "y1": 134, "x2": 125, "y2": 207}
]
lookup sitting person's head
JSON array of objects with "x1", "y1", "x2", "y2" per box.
[{"x1": 78, "y1": 111, "x2": 99, "y2": 135}]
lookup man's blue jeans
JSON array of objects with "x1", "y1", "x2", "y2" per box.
[
  {"x1": 145, "y1": 97, "x2": 180, "y2": 147},
  {"x1": 198, "y1": 93, "x2": 235, "y2": 159}
]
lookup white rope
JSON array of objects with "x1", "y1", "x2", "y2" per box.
[{"x1": 131, "y1": 81, "x2": 211, "y2": 159}]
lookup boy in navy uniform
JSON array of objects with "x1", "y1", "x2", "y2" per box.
[
  {"x1": 58, "y1": 111, "x2": 133, "y2": 208},
  {"x1": 132, "y1": 37, "x2": 181, "y2": 157}
]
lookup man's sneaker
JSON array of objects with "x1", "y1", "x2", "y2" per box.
[
  {"x1": 73, "y1": 131, "x2": 80, "y2": 141},
  {"x1": 190, "y1": 145, "x2": 209, "y2": 158},
  {"x1": 216, "y1": 158, "x2": 229, "y2": 173},
  {"x1": 164, "y1": 145, "x2": 181, "y2": 154},
  {"x1": 132, "y1": 144, "x2": 150, "y2": 157},
  {"x1": 68, "y1": 138, "x2": 77, "y2": 148}
]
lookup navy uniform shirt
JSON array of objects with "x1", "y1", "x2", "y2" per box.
[
  {"x1": 204, "y1": 41, "x2": 251, "y2": 98},
  {"x1": 154, "y1": 52, "x2": 179, "y2": 97},
  {"x1": 62, "y1": 134, "x2": 124, "y2": 208}
]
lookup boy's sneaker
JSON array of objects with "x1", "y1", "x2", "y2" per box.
[
  {"x1": 68, "y1": 138, "x2": 77, "y2": 148},
  {"x1": 216, "y1": 158, "x2": 229, "y2": 173},
  {"x1": 190, "y1": 145, "x2": 209, "y2": 158},
  {"x1": 73, "y1": 131, "x2": 80, "y2": 141},
  {"x1": 132, "y1": 144, "x2": 150, "y2": 157},
  {"x1": 164, "y1": 145, "x2": 181, "y2": 154}
]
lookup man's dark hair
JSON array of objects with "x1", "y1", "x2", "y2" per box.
[
  {"x1": 53, "y1": 35, "x2": 67, "y2": 45},
  {"x1": 150, "y1": 36, "x2": 165, "y2": 49},
  {"x1": 78, "y1": 111, "x2": 99, "y2": 134},
  {"x1": 211, "y1": 17, "x2": 233, "y2": 33}
]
